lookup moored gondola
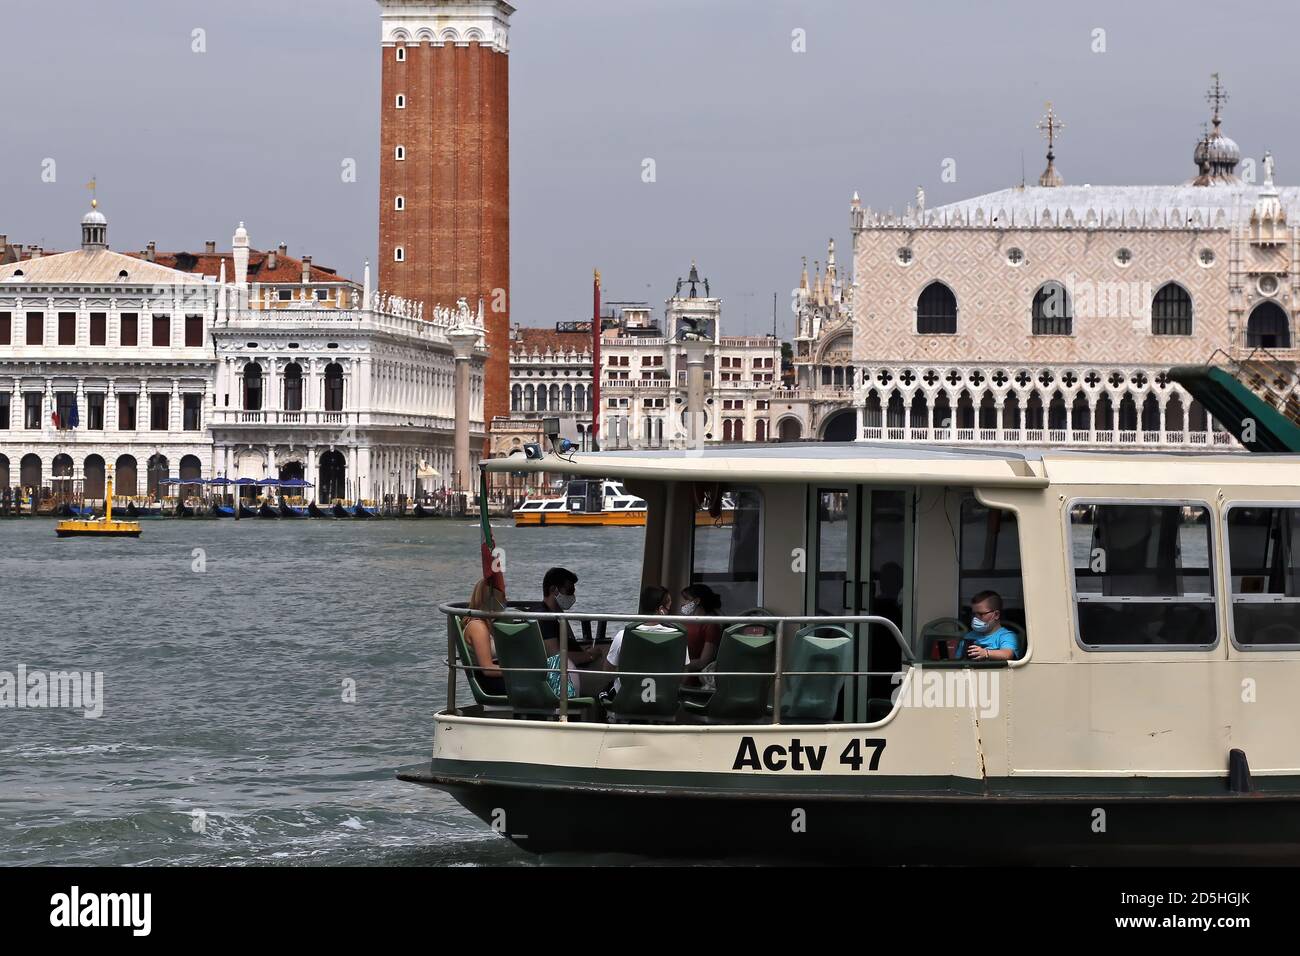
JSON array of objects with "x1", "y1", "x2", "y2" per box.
[
  {"x1": 257, "y1": 502, "x2": 278, "y2": 519},
  {"x1": 331, "y1": 503, "x2": 351, "y2": 518},
  {"x1": 308, "y1": 501, "x2": 328, "y2": 518},
  {"x1": 413, "y1": 503, "x2": 431, "y2": 518},
  {"x1": 238, "y1": 503, "x2": 259, "y2": 519},
  {"x1": 279, "y1": 501, "x2": 307, "y2": 518},
  {"x1": 213, "y1": 505, "x2": 235, "y2": 518},
  {"x1": 175, "y1": 501, "x2": 193, "y2": 517},
  {"x1": 352, "y1": 503, "x2": 376, "y2": 518}
]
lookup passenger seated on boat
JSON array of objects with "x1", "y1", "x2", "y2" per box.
[
  {"x1": 682, "y1": 584, "x2": 724, "y2": 676},
  {"x1": 600, "y1": 585, "x2": 690, "y2": 700},
  {"x1": 953, "y1": 590, "x2": 1021, "y2": 662},
  {"x1": 463, "y1": 577, "x2": 507, "y2": 696},
  {"x1": 535, "y1": 566, "x2": 606, "y2": 692}
]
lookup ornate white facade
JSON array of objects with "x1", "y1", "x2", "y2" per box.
[
  {"x1": 378, "y1": 0, "x2": 514, "y2": 52},
  {"x1": 0, "y1": 210, "x2": 485, "y2": 506},
  {"x1": 0, "y1": 206, "x2": 217, "y2": 502},
  {"x1": 212, "y1": 234, "x2": 487, "y2": 503}
]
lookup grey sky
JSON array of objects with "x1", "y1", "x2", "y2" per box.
[{"x1": 2, "y1": 0, "x2": 1296, "y2": 335}]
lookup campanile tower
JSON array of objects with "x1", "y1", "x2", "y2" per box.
[{"x1": 377, "y1": 0, "x2": 514, "y2": 433}]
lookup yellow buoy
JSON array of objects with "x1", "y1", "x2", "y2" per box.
[{"x1": 55, "y1": 471, "x2": 141, "y2": 538}]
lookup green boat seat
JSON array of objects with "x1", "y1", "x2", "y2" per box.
[
  {"x1": 608, "y1": 623, "x2": 688, "y2": 724},
  {"x1": 446, "y1": 605, "x2": 511, "y2": 711},
  {"x1": 780, "y1": 624, "x2": 853, "y2": 723},
  {"x1": 492, "y1": 618, "x2": 595, "y2": 720},
  {"x1": 682, "y1": 622, "x2": 776, "y2": 724},
  {"x1": 1003, "y1": 620, "x2": 1027, "y2": 660}
]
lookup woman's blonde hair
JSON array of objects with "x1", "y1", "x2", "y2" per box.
[{"x1": 469, "y1": 577, "x2": 503, "y2": 611}]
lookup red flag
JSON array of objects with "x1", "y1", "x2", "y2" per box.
[{"x1": 51, "y1": 410, "x2": 60, "y2": 429}]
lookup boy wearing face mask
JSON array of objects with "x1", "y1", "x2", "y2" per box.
[{"x1": 954, "y1": 590, "x2": 1019, "y2": 662}]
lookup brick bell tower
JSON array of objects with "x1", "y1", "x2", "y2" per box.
[{"x1": 377, "y1": 0, "x2": 514, "y2": 438}]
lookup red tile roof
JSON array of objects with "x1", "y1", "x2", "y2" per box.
[{"x1": 125, "y1": 249, "x2": 357, "y2": 286}]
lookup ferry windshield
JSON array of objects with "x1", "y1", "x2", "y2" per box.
[{"x1": 1226, "y1": 506, "x2": 1300, "y2": 646}]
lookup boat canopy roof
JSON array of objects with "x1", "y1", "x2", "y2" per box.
[{"x1": 483, "y1": 442, "x2": 1299, "y2": 489}]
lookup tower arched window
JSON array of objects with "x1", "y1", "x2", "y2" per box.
[
  {"x1": 1152, "y1": 283, "x2": 1193, "y2": 336},
  {"x1": 395, "y1": 145, "x2": 405, "y2": 161},
  {"x1": 395, "y1": 94, "x2": 406, "y2": 109},
  {"x1": 1032, "y1": 281, "x2": 1073, "y2": 336},
  {"x1": 916, "y1": 282, "x2": 957, "y2": 334},
  {"x1": 395, "y1": 46, "x2": 406, "y2": 62},
  {"x1": 394, "y1": 195, "x2": 405, "y2": 211},
  {"x1": 394, "y1": 247, "x2": 405, "y2": 262}
]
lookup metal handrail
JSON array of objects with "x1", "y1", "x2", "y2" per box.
[{"x1": 441, "y1": 603, "x2": 919, "y2": 723}]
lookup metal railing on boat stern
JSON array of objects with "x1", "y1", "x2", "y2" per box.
[{"x1": 436, "y1": 603, "x2": 959, "y2": 724}]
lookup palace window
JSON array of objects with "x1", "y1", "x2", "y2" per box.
[
  {"x1": 87, "y1": 392, "x2": 104, "y2": 430},
  {"x1": 314, "y1": 289, "x2": 330, "y2": 302},
  {"x1": 90, "y1": 312, "x2": 106, "y2": 346},
  {"x1": 1225, "y1": 506, "x2": 1300, "y2": 647},
  {"x1": 324, "y1": 362, "x2": 345, "y2": 411},
  {"x1": 118, "y1": 393, "x2": 137, "y2": 430},
  {"x1": 1246, "y1": 301, "x2": 1291, "y2": 349},
  {"x1": 243, "y1": 363, "x2": 263, "y2": 411},
  {"x1": 0, "y1": 312, "x2": 9, "y2": 346},
  {"x1": 1031, "y1": 281, "x2": 1072, "y2": 336},
  {"x1": 283, "y1": 362, "x2": 303, "y2": 411},
  {"x1": 55, "y1": 392, "x2": 75, "y2": 429},
  {"x1": 58, "y1": 312, "x2": 76, "y2": 345},
  {"x1": 185, "y1": 314, "x2": 203, "y2": 347},
  {"x1": 1070, "y1": 502, "x2": 1216, "y2": 649},
  {"x1": 183, "y1": 393, "x2": 202, "y2": 431},
  {"x1": 1151, "y1": 283, "x2": 1192, "y2": 336},
  {"x1": 916, "y1": 282, "x2": 957, "y2": 334},
  {"x1": 120, "y1": 313, "x2": 138, "y2": 346},
  {"x1": 150, "y1": 393, "x2": 170, "y2": 431},
  {"x1": 24, "y1": 392, "x2": 41, "y2": 429},
  {"x1": 26, "y1": 311, "x2": 43, "y2": 345},
  {"x1": 152, "y1": 313, "x2": 171, "y2": 347},
  {"x1": 278, "y1": 289, "x2": 293, "y2": 302}
]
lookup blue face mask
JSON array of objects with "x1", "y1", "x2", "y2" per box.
[{"x1": 971, "y1": 616, "x2": 992, "y2": 632}]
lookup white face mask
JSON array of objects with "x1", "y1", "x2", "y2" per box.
[
  {"x1": 680, "y1": 601, "x2": 699, "y2": 615},
  {"x1": 554, "y1": 593, "x2": 576, "y2": 611},
  {"x1": 971, "y1": 615, "x2": 992, "y2": 632}
]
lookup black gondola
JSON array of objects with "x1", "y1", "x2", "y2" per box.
[
  {"x1": 279, "y1": 501, "x2": 307, "y2": 518},
  {"x1": 332, "y1": 503, "x2": 351, "y2": 518},
  {"x1": 413, "y1": 503, "x2": 430, "y2": 518},
  {"x1": 258, "y1": 502, "x2": 278, "y2": 519},
  {"x1": 352, "y1": 503, "x2": 375, "y2": 518},
  {"x1": 176, "y1": 501, "x2": 193, "y2": 517},
  {"x1": 239, "y1": 503, "x2": 259, "y2": 519},
  {"x1": 126, "y1": 502, "x2": 139, "y2": 518},
  {"x1": 308, "y1": 502, "x2": 328, "y2": 518}
]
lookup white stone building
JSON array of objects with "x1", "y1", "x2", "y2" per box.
[
  {"x1": 0, "y1": 204, "x2": 218, "y2": 504},
  {"x1": 0, "y1": 211, "x2": 486, "y2": 507},
  {"x1": 601, "y1": 264, "x2": 781, "y2": 449},
  {"x1": 211, "y1": 225, "x2": 487, "y2": 504}
]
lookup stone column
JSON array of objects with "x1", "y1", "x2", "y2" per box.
[
  {"x1": 448, "y1": 326, "x2": 479, "y2": 494},
  {"x1": 170, "y1": 378, "x2": 181, "y2": 433},
  {"x1": 681, "y1": 338, "x2": 712, "y2": 448}
]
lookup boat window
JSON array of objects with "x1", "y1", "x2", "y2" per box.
[
  {"x1": 815, "y1": 490, "x2": 850, "y2": 616},
  {"x1": 612, "y1": 499, "x2": 632, "y2": 508},
  {"x1": 542, "y1": 501, "x2": 565, "y2": 510},
  {"x1": 1070, "y1": 502, "x2": 1217, "y2": 649},
  {"x1": 692, "y1": 488, "x2": 761, "y2": 611},
  {"x1": 518, "y1": 502, "x2": 541, "y2": 510},
  {"x1": 1225, "y1": 506, "x2": 1300, "y2": 648},
  {"x1": 960, "y1": 497, "x2": 1024, "y2": 630}
]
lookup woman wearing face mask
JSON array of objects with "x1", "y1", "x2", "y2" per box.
[
  {"x1": 463, "y1": 577, "x2": 507, "y2": 696},
  {"x1": 681, "y1": 584, "x2": 723, "y2": 675}
]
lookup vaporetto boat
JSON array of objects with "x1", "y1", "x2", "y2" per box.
[{"x1": 400, "y1": 436, "x2": 1300, "y2": 863}]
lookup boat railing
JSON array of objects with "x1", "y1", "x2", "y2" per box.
[{"x1": 438, "y1": 603, "x2": 934, "y2": 724}]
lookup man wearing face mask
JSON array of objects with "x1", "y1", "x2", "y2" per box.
[
  {"x1": 954, "y1": 590, "x2": 1020, "y2": 662},
  {"x1": 535, "y1": 567, "x2": 605, "y2": 693}
]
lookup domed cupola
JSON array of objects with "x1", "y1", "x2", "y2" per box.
[
  {"x1": 1191, "y1": 73, "x2": 1241, "y2": 185},
  {"x1": 81, "y1": 199, "x2": 108, "y2": 250}
]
